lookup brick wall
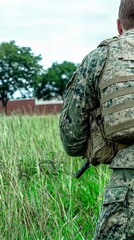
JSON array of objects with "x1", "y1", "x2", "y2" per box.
[
  {"x1": 35, "y1": 103, "x2": 63, "y2": 115},
  {"x1": 0, "y1": 99, "x2": 63, "y2": 115}
]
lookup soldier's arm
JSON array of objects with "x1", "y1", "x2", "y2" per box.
[{"x1": 59, "y1": 46, "x2": 107, "y2": 157}]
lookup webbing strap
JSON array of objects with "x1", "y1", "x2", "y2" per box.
[
  {"x1": 100, "y1": 76, "x2": 134, "y2": 90},
  {"x1": 103, "y1": 100, "x2": 134, "y2": 116},
  {"x1": 96, "y1": 108, "x2": 101, "y2": 117},
  {"x1": 105, "y1": 119, "x2": 134, "y2": 136},
  {"x1": 93, "y1": 135, "x2": 104, "y2": 149},
  {"x1": 101, "y1": 87, "x2": 134, "y2": 104}
]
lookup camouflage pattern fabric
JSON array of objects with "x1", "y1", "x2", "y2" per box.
[
  {"x1": 59, "y1": 30, "x2": 134, "y2": 239},
  {"x1": 59, "y1": 30, "x2": 134, "y2": 168},
  {"x1": 110, "y1": 145, "x2": 134, "y2": 169},
  {"x1": 93, "y1": 169, "x2": 134, "y2": 240},
  {"x1": 59, "y1": 44, "x2": 108, "y2": 156},
  {"x1": 99, "y1": 30, "x2": 134, "y2": 143}
]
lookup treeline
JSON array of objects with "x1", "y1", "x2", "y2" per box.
[{"x1": 0, "y1": 41, "x2": 77, "y2": 113}]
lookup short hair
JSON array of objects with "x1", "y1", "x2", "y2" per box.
[{"x1": 119, "y1": 0, "x2": 134, "y2": 30}]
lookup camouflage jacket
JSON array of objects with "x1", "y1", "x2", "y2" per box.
[{"x1": 59, "y1": 30, "x2": 134, "y2": 169}]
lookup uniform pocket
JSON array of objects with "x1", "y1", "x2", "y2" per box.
[
  {"x1": 94, "y1": 186, "x2": 129, "y2": 239},
  {"x1": 103, "y1": 186, "x2": 128, "y2": 205}
]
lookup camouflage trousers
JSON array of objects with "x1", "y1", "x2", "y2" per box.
[{"x1": 93, "y1": 169, "x2": 134, "y2": 240}]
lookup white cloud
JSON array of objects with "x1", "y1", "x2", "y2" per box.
[{"x1": 0, "y1": 0, "x2": 121, "y2": 68}]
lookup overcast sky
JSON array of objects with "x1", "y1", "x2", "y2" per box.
[{"x1": 0, "y1": 0, "x2": 120, "y2": 69}]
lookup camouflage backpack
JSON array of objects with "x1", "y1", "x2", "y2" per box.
[{"x1": 88, "y1": 34, "x2": 134, "y2": 166}]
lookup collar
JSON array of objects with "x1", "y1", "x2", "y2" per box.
[{"x1": 123, "y1": 29, "x2": 134, "y2": 37}]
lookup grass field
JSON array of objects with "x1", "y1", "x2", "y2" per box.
[{"x1": 0, "y1": 115, "x2": 111, "y2": 240}]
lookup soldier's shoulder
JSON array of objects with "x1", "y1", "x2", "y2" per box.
[
  {"x1": 79, "y1": 37, "x2": 119, "y2": 69},
  {"x1": 98, "y1": 36, "x2": 118, "y2": 48}
]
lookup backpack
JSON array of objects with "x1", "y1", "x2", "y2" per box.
[{"x1": 87, "y1": 35, "x2": 134, "y2": 166}]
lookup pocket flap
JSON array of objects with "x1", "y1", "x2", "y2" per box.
[{"x1": 103, "y1": 186, "x2": 128, "y2": 205}]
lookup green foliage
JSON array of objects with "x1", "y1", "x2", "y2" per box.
[
  {"x1": 0, "y1": 115, "x2": 112, "y2": 240},
  {"x1": 0, "y1": 40, "x2": 43, "y2": 112},
  {"x1": 35, "y1": 61, "x2": 77, "y2": 100},
  {"x1": 0, "y1": 40, "x2": 78, "y2": 110}
]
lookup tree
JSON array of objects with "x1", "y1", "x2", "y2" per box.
[
  {"x1": 35, "y1": 61, "x2": 77, "y2": 100},
  {"x1": 0, "y1": 41, "x2": 43, "y2": 113}
]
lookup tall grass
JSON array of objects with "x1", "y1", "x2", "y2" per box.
[{"x1": 0, "y1": 115, "x2": 111, "y2": 240}]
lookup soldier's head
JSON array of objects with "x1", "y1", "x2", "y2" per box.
[{"x1": 117, "y1": 0, "x2": 134, "y2": 35}]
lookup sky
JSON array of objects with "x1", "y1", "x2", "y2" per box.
[{"x1": 0, "y1": 0, "x2": 121, "y2": 69}]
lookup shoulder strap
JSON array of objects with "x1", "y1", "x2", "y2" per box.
[
  {"x1": 97, "y1": 37, "x2": 119, "y2": 88},
  {"x1": 98, "y1": 36, "x2": 118, "y2": 48}
]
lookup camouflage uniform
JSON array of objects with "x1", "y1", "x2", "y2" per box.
[
  {"x1": 94, "y1": 146, "x2": 134, "y2": 240},
  {"x1": 59, "y1": 30, "x2": 134, "y2": 239}
]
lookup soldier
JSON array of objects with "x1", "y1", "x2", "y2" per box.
[{"x1": 59, "y1": 0, "x2": 134, "y2": 239}]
